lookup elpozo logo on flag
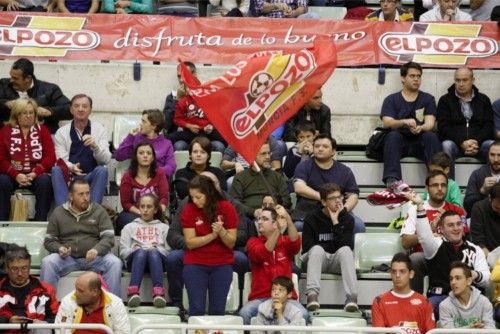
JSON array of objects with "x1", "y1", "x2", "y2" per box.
[
  {"x1": 0, "y1": 15, "x2": 100, "y2": 57},
  {"x1": 379, "y1": 22, "x2": 498, "y2": 65},
  {"x1": 180, "y1": 37, "x2": 336, "y2": 164},
  {"x1": 232, "y1": 50, "x2": 316, "y2": 139}
]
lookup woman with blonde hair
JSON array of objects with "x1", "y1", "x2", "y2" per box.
[{"x1": 0, "y1": 98, "x2": 55, "y2": 220}]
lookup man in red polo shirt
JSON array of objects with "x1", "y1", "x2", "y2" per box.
[
  {"x1": 239, "y1": 205, "x2": 307, "y2": 324},
  {"x1": 55, "y1": 271, "x2": 129, "y2": 334}
]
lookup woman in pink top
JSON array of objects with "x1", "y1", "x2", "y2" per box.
[{"x1": 116, "y1": 142, "x2": 169, "y2": 235}]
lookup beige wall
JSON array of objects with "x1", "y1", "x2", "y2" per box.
[{"x1": 1, "y1": 60, "x2": 498, "y2": 145}]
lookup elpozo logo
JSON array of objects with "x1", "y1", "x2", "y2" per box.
[
  {"x1": 0, "y1": 15, "x2": 100, "y2": 57},
  {"x1": 231, "y1": 50, "x2": 317, "y2": 139},
  {"x1": 379, "y1": 23, "x2": 497, "y2": 66}
]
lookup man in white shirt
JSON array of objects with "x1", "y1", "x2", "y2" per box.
[{"x1": 420, "y1": 0, "x2": 472, "y2": 21}]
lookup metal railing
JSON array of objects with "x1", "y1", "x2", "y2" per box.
[
  {"x1": 0, "y1": 323, "x2": 114, "y2": 333},
  {"x1": 132, "y1": 324, "x2": 406, "y2": 334},
  {"x1": 428, "y1": 330, "x2": 500, "y2": 334}
]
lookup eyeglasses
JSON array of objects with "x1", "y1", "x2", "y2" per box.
[
  {"x1": 8, "y1": 266, "x2": 29, "y2": 273},
  {"x1": 20, "y1": 111, "x2": 35, "y2": 116},
  {"x1": 326, "y1": 195, "x2": 344, "y2": 201}
]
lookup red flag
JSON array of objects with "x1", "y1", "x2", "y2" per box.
[{"x1": 179, "y1": 37, "x2": 337, "y2": 164}]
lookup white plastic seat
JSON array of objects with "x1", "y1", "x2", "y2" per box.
[
  {"x1": 188, "y1": 315, "x2": 243, "y2": 334},
  {"x1": 128, "y1": 307, "x2": 181, "y2": 334},
  {"x1": 0, "y1": 221, "x2": 48, "y2": 269},
  {"x1": 354, "y1": 232, "x2": 404, "y2": 279},
  {"x1": 307, "y1": 6, "x2": 347, "y2": 19},
  {"x1": 113, "y1": 115, "x2": 141, "y2": 185},
  {"x1": 174, "y1": 151, "x2": 190, "y2": 172},
  {"x1": 311, "y1": 316, "x2": 367, "y2": 334}
]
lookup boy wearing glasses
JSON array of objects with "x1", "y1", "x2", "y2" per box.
[
  {"x1": 365, "y1": 0, "x2": 414, "y2": 21},
  {"x1": 0, "y1": 245, "x2": 59, "y2": 333},
  {"x1": 301, "y1": 182, "x2": 358, "y2": 312}
]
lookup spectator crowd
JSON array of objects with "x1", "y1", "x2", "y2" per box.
[{"x1": 0, "y1": 0, "x2": 499, "y2": 330}]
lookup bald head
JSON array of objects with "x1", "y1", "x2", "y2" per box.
[
  {"x1": 77, "y1": 271, "x2": 101, "y2": 289},
  {"x1": 75, "y1": 272, "x2": 102, "y2": 307},
  {"x1": 200, "y1": 171, "x2": 221, "y2": 193}
]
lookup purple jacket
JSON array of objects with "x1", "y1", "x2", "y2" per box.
[{"x1": 115, "y1": 133, "x2": 176, "y2": 178}]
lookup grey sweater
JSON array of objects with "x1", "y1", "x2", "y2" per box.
[
  {"x1": 120, "y1": 218, "x2": 171, "y2": 262},
  {"x1": 255, "y1": 299, "x2": 305, "y2": 334},
  {"x1": 44, "y1": 202, "x2": 115, "y2": 258},
  {"x1": 439, "y1": 286, "x2": 495, "y2": 329}
]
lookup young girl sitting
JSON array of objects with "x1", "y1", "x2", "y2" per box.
[{"x1": 120, "y1": 193, "x2": 171, "y2": 308}]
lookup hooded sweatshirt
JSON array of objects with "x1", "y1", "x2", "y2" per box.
[
  {"x1": 439, "y1": 286, "x2": 495, "y2": 329},
  {"x1": 119, "y1": 217, "x2": 171, "y2": 262}
]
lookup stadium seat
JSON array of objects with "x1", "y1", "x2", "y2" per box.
[
  {"x1": 183, "y1": 272, "x2": 240, "y2": 313},
  {"x1": 113, "y1": 115, "x2": 142, "y2": 149},
  {"x1": 311, "y1": 316, "x2": 367, "y2": 334},
  {"x1": 354, "y1": 232, "x2": 404, "y2": 279},
  {"x1": 211, "y1": 151, "x2": 222, "y2": 169},
  {"x1": 188, "y1": 315, "x2": 243, "y2": 334},
  {"x1": 307, "y1": 6, "x2": 347, "y2": 19},
  {"x1": 128, "y1": 307, "x2": 181, "y2": 334},
  {"x1": 242, "y1": 272, "x2": 299, "y2": 305},
  {"x1": 113, "y1": 115, "x2": 142, "y2": 186},
  {"x1": 115, "y1": 159, "x2": 130, "y2": 187},
  {"x1": 251, "y1": 316, "x2": 306, "y2": 334},
  {"x1": 174, "y1": 151, "x2": 190, "y2": 172},
  {"x1": 56, "y1": 271, "x2": 86, "y2": 300},
  {"x1": 0, "y1": 221, "x2": 48, "y2": 270}
]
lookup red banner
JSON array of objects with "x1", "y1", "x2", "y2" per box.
[
  {"x1": 0, "y1": 12, "x2": 498, "y2": 68},
  {"x1": 180, "y1": 37, "x2": 336, "y2": 164}
]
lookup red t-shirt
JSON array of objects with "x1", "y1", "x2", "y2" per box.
[
  {"x1": 181, "y1": 200, "x2": 238, "y2": 266},
  {"x1": 247, "y1": 235, "x2": 301, "y2": 301},
  {"x1": 372, "y1": 290, "x2": 435, "y2": 334},
  {"x1": 174, "y1": 95, "x2": 211, "y2": 129},
  {"x1": 74, "y1": 295, "x2": 106, "y2": 334}
]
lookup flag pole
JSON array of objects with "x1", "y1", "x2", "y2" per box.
[{"x1": 252, "y1": 161, "x2": 279, "y2": 206}]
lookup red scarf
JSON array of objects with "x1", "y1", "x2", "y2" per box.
[{"x1": 9, "y1": 125, "x2": 43, "y2": 173}]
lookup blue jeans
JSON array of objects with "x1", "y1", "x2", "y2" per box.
[
  {"x1": 115, "y1": 211, "x2": 139, "y2": 236},
  {"x1": 428, "y1": 294, "x2": 448, "y2": 320},
  {"x1": 382, "y1": 130, "x2": 442, "y2": 182},
  {"x1": 127, "y1": 248, "x2": 167, "y2": 288},
  {"x1": 52, "y1": 165, "x2": 108, "y2": 206},
  {"x1": 442, "y1": 139, "x2": 493, "y2": 179},
  {"x1": 183, "y1": 264, "x2": 233, "y2": 316},
  {"x1": 40, "y1": 253, "x2": 122, "y2": 296},
  {"x1": 239, "y1": 298, "x2": 308, "y2": 325},
  {"x1": 0, "y1": 173, "x2": 53, "y2": 221},
  {"x1": 166, "y1": 250, "x2": 248, "y2": 308}
]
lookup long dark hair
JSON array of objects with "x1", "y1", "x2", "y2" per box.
[
  {"x1": 139, "y1": 193, "x2": 165, "y2": 222},
  {"x1": 130, "y1": 142, "x2": 157, "y2": 178},
  {"x1": 188, "y1": 175, "x2": 223, "y2": 223}
]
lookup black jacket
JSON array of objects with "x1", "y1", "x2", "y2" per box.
[
  {"x1": 283, "y1": 103, "x2": 331, "y2": 142},
  {"x1": 470, "y1": 197, "x2": 500, "y2": 251},
  {"x1": 302, "y1": 207, "x2": 353, "y2": 255},
  {"x1": 437, "y1": 84, "x2": 494, "y2": 146},
  {"x1": 0, "y1": 77, "x2": 71, "y2": 134}
]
